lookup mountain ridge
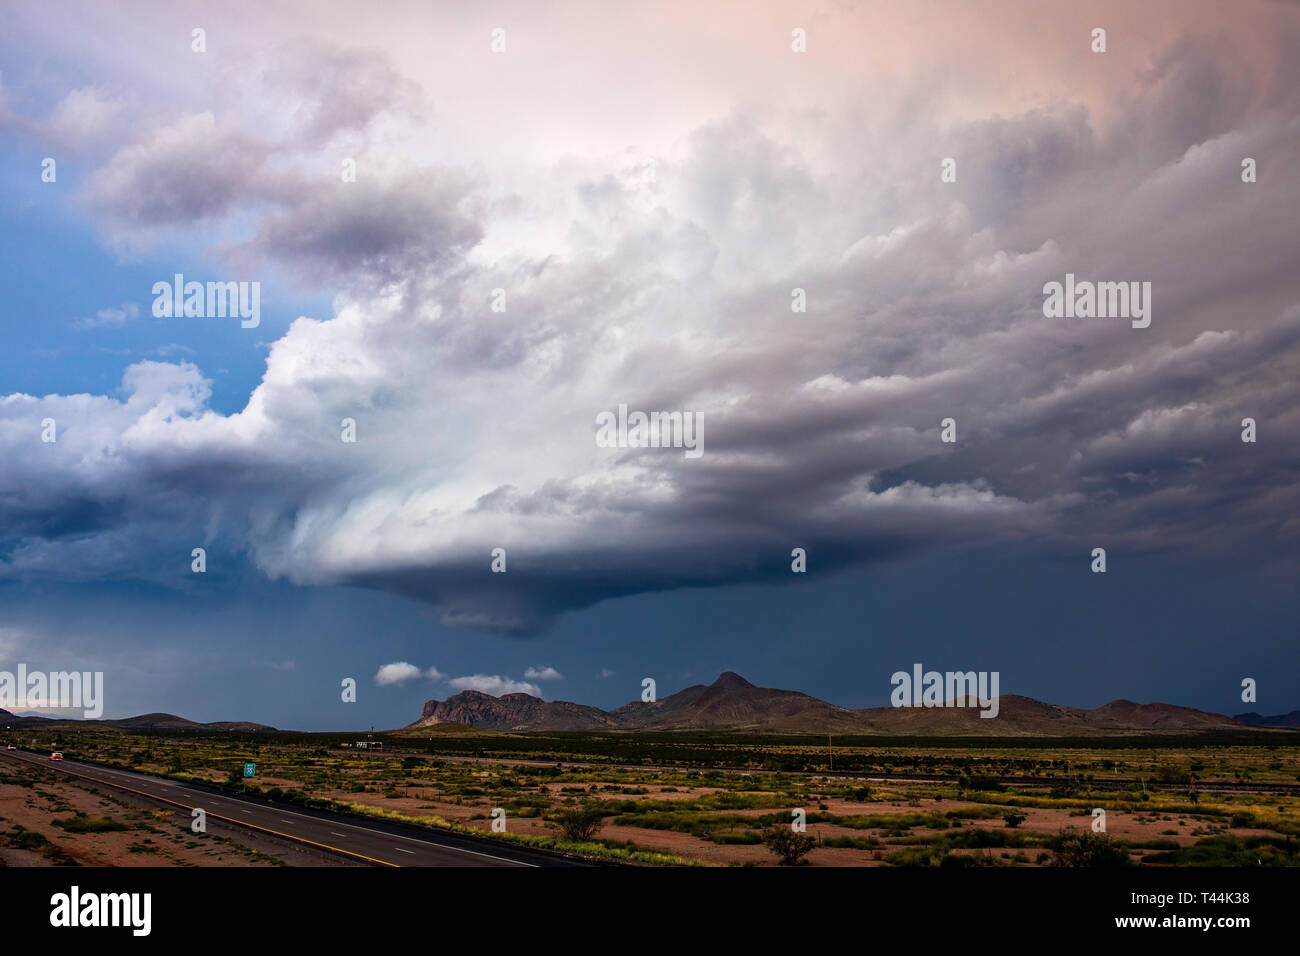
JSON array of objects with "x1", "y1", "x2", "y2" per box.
[
  {"x1": 0, "y1": 708, "x2": 276, "y2": 732},
  {"x1": 405, "y1": 672, "x2": 1273, "y2": 736}
]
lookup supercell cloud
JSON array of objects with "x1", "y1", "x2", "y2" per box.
[{"x1": 1, "y1": 0, "x2": 1298, "y2": 636}]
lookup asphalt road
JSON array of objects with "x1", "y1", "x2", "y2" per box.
[{"x1": 0, "y1": 749, "x2": 588, "y2": 867}]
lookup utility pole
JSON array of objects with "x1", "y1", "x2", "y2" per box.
[{"x1": 828, "y1": 734, "x2": 833, "y2": 772}]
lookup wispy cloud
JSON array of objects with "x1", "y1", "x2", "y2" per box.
[{"x1": 75, "y1": 302, "x2": 139, "y2": 330}]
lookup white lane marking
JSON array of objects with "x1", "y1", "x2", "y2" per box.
[
  {"x1": 394, "y1": 847, "x2": 415, "y2": 854},
  {"x1": 330, "y1": 832, "x2": 348, "y2": 838},
  {"x1": 281, "y1": 819, "x2": 295, "y2": 825},
  {"x1": 5, "y1": 752, "x2": 537, "y2": 867}
]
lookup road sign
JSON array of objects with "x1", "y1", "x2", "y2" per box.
[{"x1": 243, "y1": 762, "x2": 256, "y2": 777}]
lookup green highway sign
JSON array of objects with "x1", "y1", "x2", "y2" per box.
[{"x1": 243, "y1": 762, "x2": 256, "y2": 777}]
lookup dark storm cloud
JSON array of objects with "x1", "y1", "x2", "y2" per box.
[{"x1": 2, "y1": 10, "x2": 1298, "y2": 633}]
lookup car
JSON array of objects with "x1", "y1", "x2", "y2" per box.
[
  {"x1": 50, "y1": 752, "x2": 63, "y2": 760},
  {"x1": 4, "y1": 745, "x2": 14, "y2": 750}
]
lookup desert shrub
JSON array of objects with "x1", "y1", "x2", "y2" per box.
[
  {"x1": 1003, "y1": 812, "x2": 1028, "y2": 828},
  {"x1": 1155, "y1": 764, "x2": 1192, "y2": 785},
  {"x1": 9, "y1": 828, "x2": 49, "y2": 850},
  {"x1": 52, "y1": 816, "x2": 127, "y2": 834},
  {"x1": 551, "y1": 805, "x2": 605, "y2": 842},
  {"x1": 1143, "y1": 834, "x2": 1297, "y2": 866},
  {"x1": 940, "y1": 829, "x2": 1041, "y2": 850},
  {"x1": 822, "y1": 835, "x2": 881, "y2": 849},
  {"x1": 1051, "y1": 831, "x2": 1133, "y2": 867},
  {"x1": 886, "y1": 846, "x2": 941, "y2": 867}
]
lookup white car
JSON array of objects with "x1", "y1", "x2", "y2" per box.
[{"x1": 50, "y1": 752, "x2": 64, "y2": 760}]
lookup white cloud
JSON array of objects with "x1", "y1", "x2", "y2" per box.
[
  {"x1": 75, "y1": 302, "x2": 139, "y2": 330},
  {"x1": 374, "y1": 661, "x2": 421, "y2": 686},
  {"x1": 448, "y1": 674, "x2": 541, "y2": 697},
  {"x1": 45, "y1": 86, "x2": 125, "y2": 145},
  {"x1": 524, "y1": 666, "x2": 563, "y2": 681}
]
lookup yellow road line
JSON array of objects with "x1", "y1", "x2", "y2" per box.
[{"x1": 1, "y1": 753, "x2": 399, "y2": 868}]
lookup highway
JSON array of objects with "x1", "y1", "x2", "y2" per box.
[{"x1": 0, "y1": 749, "x2": 590, "y2": 867}]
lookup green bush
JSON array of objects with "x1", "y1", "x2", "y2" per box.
[
  {"x1": 550, "y1": 805, "x2": 606, "y2": 842},
  {"x1": 1143, "y1": 835, "x2": 1298, "y2": 867},
  {"x1": 822, "y1": 835, "x2": 881, "y2": 850},
  {"x1": 9, "y1": 828, "x2": 49, "y2": 850},
  {"x1": 1051, "y1": 831, "x2": 1133, "y2": 867}
]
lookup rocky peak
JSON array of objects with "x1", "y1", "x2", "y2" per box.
[{"x1": 711, "y1": 671, "x2": 755, "y2": 690}]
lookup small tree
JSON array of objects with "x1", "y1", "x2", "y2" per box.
[
  {"x1": 762, "y1": 826, "x2": 816, "y2": 865},
  {"x1": 1003, "y1": 812, "x2": 1028, "y2": 829},
  {"x1": 551, "y1": 805, "x2": 605, "y2": 842}
]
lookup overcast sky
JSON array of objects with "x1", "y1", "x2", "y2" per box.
[{"x1": 1, "y1": 0, "x2": 1297, "y2": 729}]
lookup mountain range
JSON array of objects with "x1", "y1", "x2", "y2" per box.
[
  {"x1": 1234, "y1": 710, "x2": 1300, "y2": 728},
  {"x1": 406, "y1": 671, "x2": 1294, "y2": 736},
  {"x1": 3, "y1": 675, "x2": 1294, "y2": 736},
  {"x1": 0, "y1": 709, "x2": 274, "y2": 732}
]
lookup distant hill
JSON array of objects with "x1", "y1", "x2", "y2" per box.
[
  {"x1": 611, "y1": 671, "x2": 867, "y2": 733},
  {"x1": 102, "y1": 713, "x2": 277, "y2": 733},
  {"x1": 0, "y1": 709, "x2": 275, "y2": 732},
  {"x1": 1235, "y1": 710, "x2": 1300, "y2": 728},
  {"x1": 407, "y1": 672, "x2": 1271, "y2": 736}
]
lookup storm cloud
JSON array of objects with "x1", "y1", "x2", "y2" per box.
[{"x1": 2, "y1": 0, "x2": 1298, "y2": 635}]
